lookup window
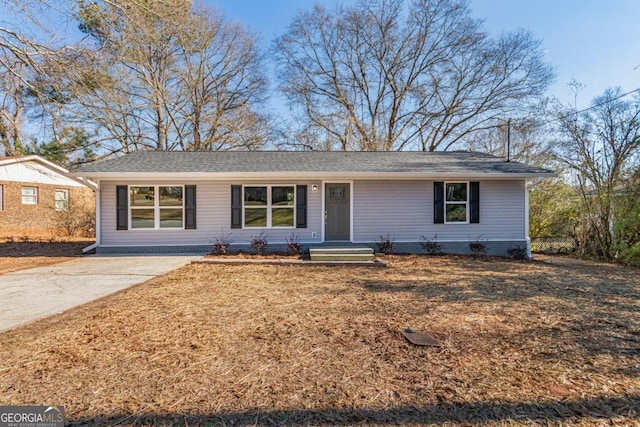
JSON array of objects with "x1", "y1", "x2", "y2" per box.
[
  {"x1": 244, "y1": 185, "x2": 295, "y2": 228},
  {"x1": 434, "y1": 181, "x2": 479, "y2": 225},
  {"x1": 55, "y1": 189, "x2": 69, "y2": 211},
  {"x1": 445, "y1": 182, "x2": 468, "y2": 223},
  {"x1": 130, "y1": 185, "x2": 183, "y2": 229},
  {"x1": 21, "y1": 187, "x2": 38, "y2": 205}
]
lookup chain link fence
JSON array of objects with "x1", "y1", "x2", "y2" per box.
[{"x1": 531, "y1": 237, "x2": 578, "y2": 254}]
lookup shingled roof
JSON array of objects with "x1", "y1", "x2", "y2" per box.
[{"x1": 71, "y1": 150, "x2": 554, "y2": 179}]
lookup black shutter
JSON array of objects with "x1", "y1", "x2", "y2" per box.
[
  {"x1": 296, "y1": 185, "x2": 307, "y2": 228},
  {"x1": 231, "y1": 185, "x2": 242, "y2": 229},
  {"x1": 434, "y1": 182, "x2": 444, "y2": 224},
  {"x1": 185, "y1": 185, "x2": 196, "y2": 229},
  {"x1": 469, "y1": 181, "x2": 480, "y2": 223},
  {"x1": 116, "y1": 185, "x2": 128, "y2": 230}
]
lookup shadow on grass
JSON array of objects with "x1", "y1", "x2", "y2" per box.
[{"x1": 70, "y1": 395, "x2": 639, "y2": 426}]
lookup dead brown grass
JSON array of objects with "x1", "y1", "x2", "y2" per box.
[
  {"x1": 0, "y1": 255, "x2": 638, "y2": 426},
  {"x1": 0, "y1": 240, "x2": 94, "y2": 274}
]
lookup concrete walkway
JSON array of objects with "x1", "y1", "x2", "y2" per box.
[{"x1": 0, "y1": 254, "x2": 202, "y2": 332}]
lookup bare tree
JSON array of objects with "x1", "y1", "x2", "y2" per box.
[
  {"x1": 0, "y1": 48, "x2": 27, "y2": 155},
  {"x1": 70, "y1": 0, "x2": 268, "y2": 153},
  {"x1": 463, "y1": 117, "x2": 554, "y2": 166},
  {"x1": 0, "y1": 0, "x2": 79, "y2": 156},
  {"x1": 555, "y1": 87, "x2": 640, "y2": 259},
  {"x1": 274, "y1": 0, "x2": 554, "y2": 151},
  {"x1": 175, "y1": 6, "x2": 268, "y2": 151}
]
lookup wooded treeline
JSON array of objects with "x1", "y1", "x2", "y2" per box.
[
  {"x1": 1, "y1": 0, "x2": 638, "y2": 264},
  {"x1": 1, "y1": 0, "x2": 555, "y2": 159}
]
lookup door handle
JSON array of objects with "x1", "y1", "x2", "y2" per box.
[{"x1": 324, "y1": 211, "x2": 328, "y2": 224}]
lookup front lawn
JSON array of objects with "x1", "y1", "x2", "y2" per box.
[{"x1": 0, "y1": 255, "x2": 638, "y2": 426}]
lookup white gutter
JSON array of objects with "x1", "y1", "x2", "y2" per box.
[
  {"x1": 81, "y1": 177, "x2": 98, "y2": 191},
  {"x1": 70, "y1": 171, "x2": 556, "y2": 181}
]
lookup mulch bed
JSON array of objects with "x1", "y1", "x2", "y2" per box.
[
  {"x1": 0, "y1": 255, "x2": 638, "y2": 426},
  {"x1": 0, "y1": 240, "x2": 94, "y2": 274}
]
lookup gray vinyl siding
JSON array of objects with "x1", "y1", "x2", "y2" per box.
[
  {"x1": 352, "y1": 180, "x2": 526, "y2": 243},
  {"x1": 100, "y1": 180, "x2": 322, "y2": 247},
  {"x1": 99, "y1": 178, "x2": 526, "y2": 249}
]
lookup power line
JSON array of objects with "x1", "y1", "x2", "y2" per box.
[
  {"x1": 556, "y1": 87, "x2": 640, "y2": 122},
  {"x1": 498, "y1": 86, "x2": 640, "y2": 132}
]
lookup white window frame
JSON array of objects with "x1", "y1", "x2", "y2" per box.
[
  {"x1": 54, "y1": 189, "x2": 69, "y2": 211},
  {"x1": 129, "y1": 185, "x2": 184, "y2": 230},
  {"x1": 444, "y1": 181, "x2": 469, "y2": 224},
  {"x1": 21, "y1": 187, "x2": 38, "y2": 205},
  {"x1": 242, "y1": 185, "x2": 296, "y2": 229}
]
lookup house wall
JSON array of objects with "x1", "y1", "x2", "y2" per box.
[
  {"x1": 99, "y1": 180, "x2": 323, "y2": 247},
  {"x1": 0, "y1": 181, "x2": 95, "y2": 238},
  {"x1": 98, "y1": 179, "x2": 528, "y2": 255},
  {"x1": 352, "y1": 180, "x2": 525, "y2": 242}
]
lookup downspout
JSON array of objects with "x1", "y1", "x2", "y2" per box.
[
  {"x1": 525, "y1": 179, "x2": 531, "y2": 259},
  {"x1": 82, "y1": 179, "x2": 100, "y2": 254},
  {"x1": 81, "y1": 177, "x2": 97, "y2": 191}
]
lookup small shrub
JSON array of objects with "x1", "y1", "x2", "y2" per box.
[
  {"x1": 507, "y1": 244, "x2": 528, "y2": 260},
  {"x1": 250, "y1": 231, "x2": 269, "y2": 255},
  {"x1": 615, "y1": 241, "x2": 640, "y2": 267},
  {"x1": 285, "y1": 233, "x2": 302, "y2": 256},
  {"x1": 375, "y1": 233, "x2": 396, "y2": 255},
  {"x1": 420, "y1": 235, "x2": 442, "y2": 255},
  {"x1": 212, "y1": 232, "x2": 233, "y2": 255},
  {"x1": 469, "y1": 238, "x2": 487, "y2": 256},
  {"x1": 54, "y1": 199, "x2": 95, "y2": 237}
]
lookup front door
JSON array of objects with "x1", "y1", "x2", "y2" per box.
[{"x1": 325, "y1": 183, "x2": 350, "y2": 241}]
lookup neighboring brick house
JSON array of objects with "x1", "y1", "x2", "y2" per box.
[{"x1": 0, "y1": 155, "x2": 96, "y2": 238}]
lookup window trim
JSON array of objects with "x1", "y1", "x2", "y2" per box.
[
  {"x1": 444, "y1": 181, "x2": 469, "y2": 224},
  {"x1": 242, "y1": 184, "x2": 296, "y2": 229},
  {"x1": 21, "y1": 186, "x2": 38, "y2": 205},
  {"x1": 128, "y1": 185, "x2": 185, "y2": 230},
  {"x1": 54, "y1": 189, "x2": 69, "y2": 211}
]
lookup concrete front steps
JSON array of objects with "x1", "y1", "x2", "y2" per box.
[{"x1": 309, "y1": 247, "x2": 375, "y2": 262}]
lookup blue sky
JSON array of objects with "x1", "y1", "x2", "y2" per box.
[{"x1": 212, "y1": 0, "x2": 640, "y2": 110}]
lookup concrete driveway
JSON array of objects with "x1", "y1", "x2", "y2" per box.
[{"x1": 0, "y1": 254, "x2": 202, "y2": 332}]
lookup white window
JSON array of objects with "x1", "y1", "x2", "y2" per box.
[
  {"x1": 244, "y1": 185, "x2": 295, "y2": 228},
  {"x1": 21, "y1": 187, "x2": 38, "y2": 205},
  {"x1": 129, "y1": 185, "x2": 183, "y2": 229},
  {"x1": 55, "y1": 189, "x2": 69, "y2": 211},
  {"x1": 445, "y1": 182, "x2": 468, "y2": 223}
]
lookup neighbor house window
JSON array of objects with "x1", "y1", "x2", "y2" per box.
[
  {"x1": 55, "y1": 189, "x2": 69, "y2": 211},
  {"x1": 244, "y1": 186, "x2": 295, "y2": 228},
  {"x1": 445, "y1": 182, "x2": 468, "y2": 223},
  {"x1": 130, "y1": 185, "x2": 183, "y2": 229},
  {"x1": 21, "y1": 187, "x2": 38, "y2": 204}
]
